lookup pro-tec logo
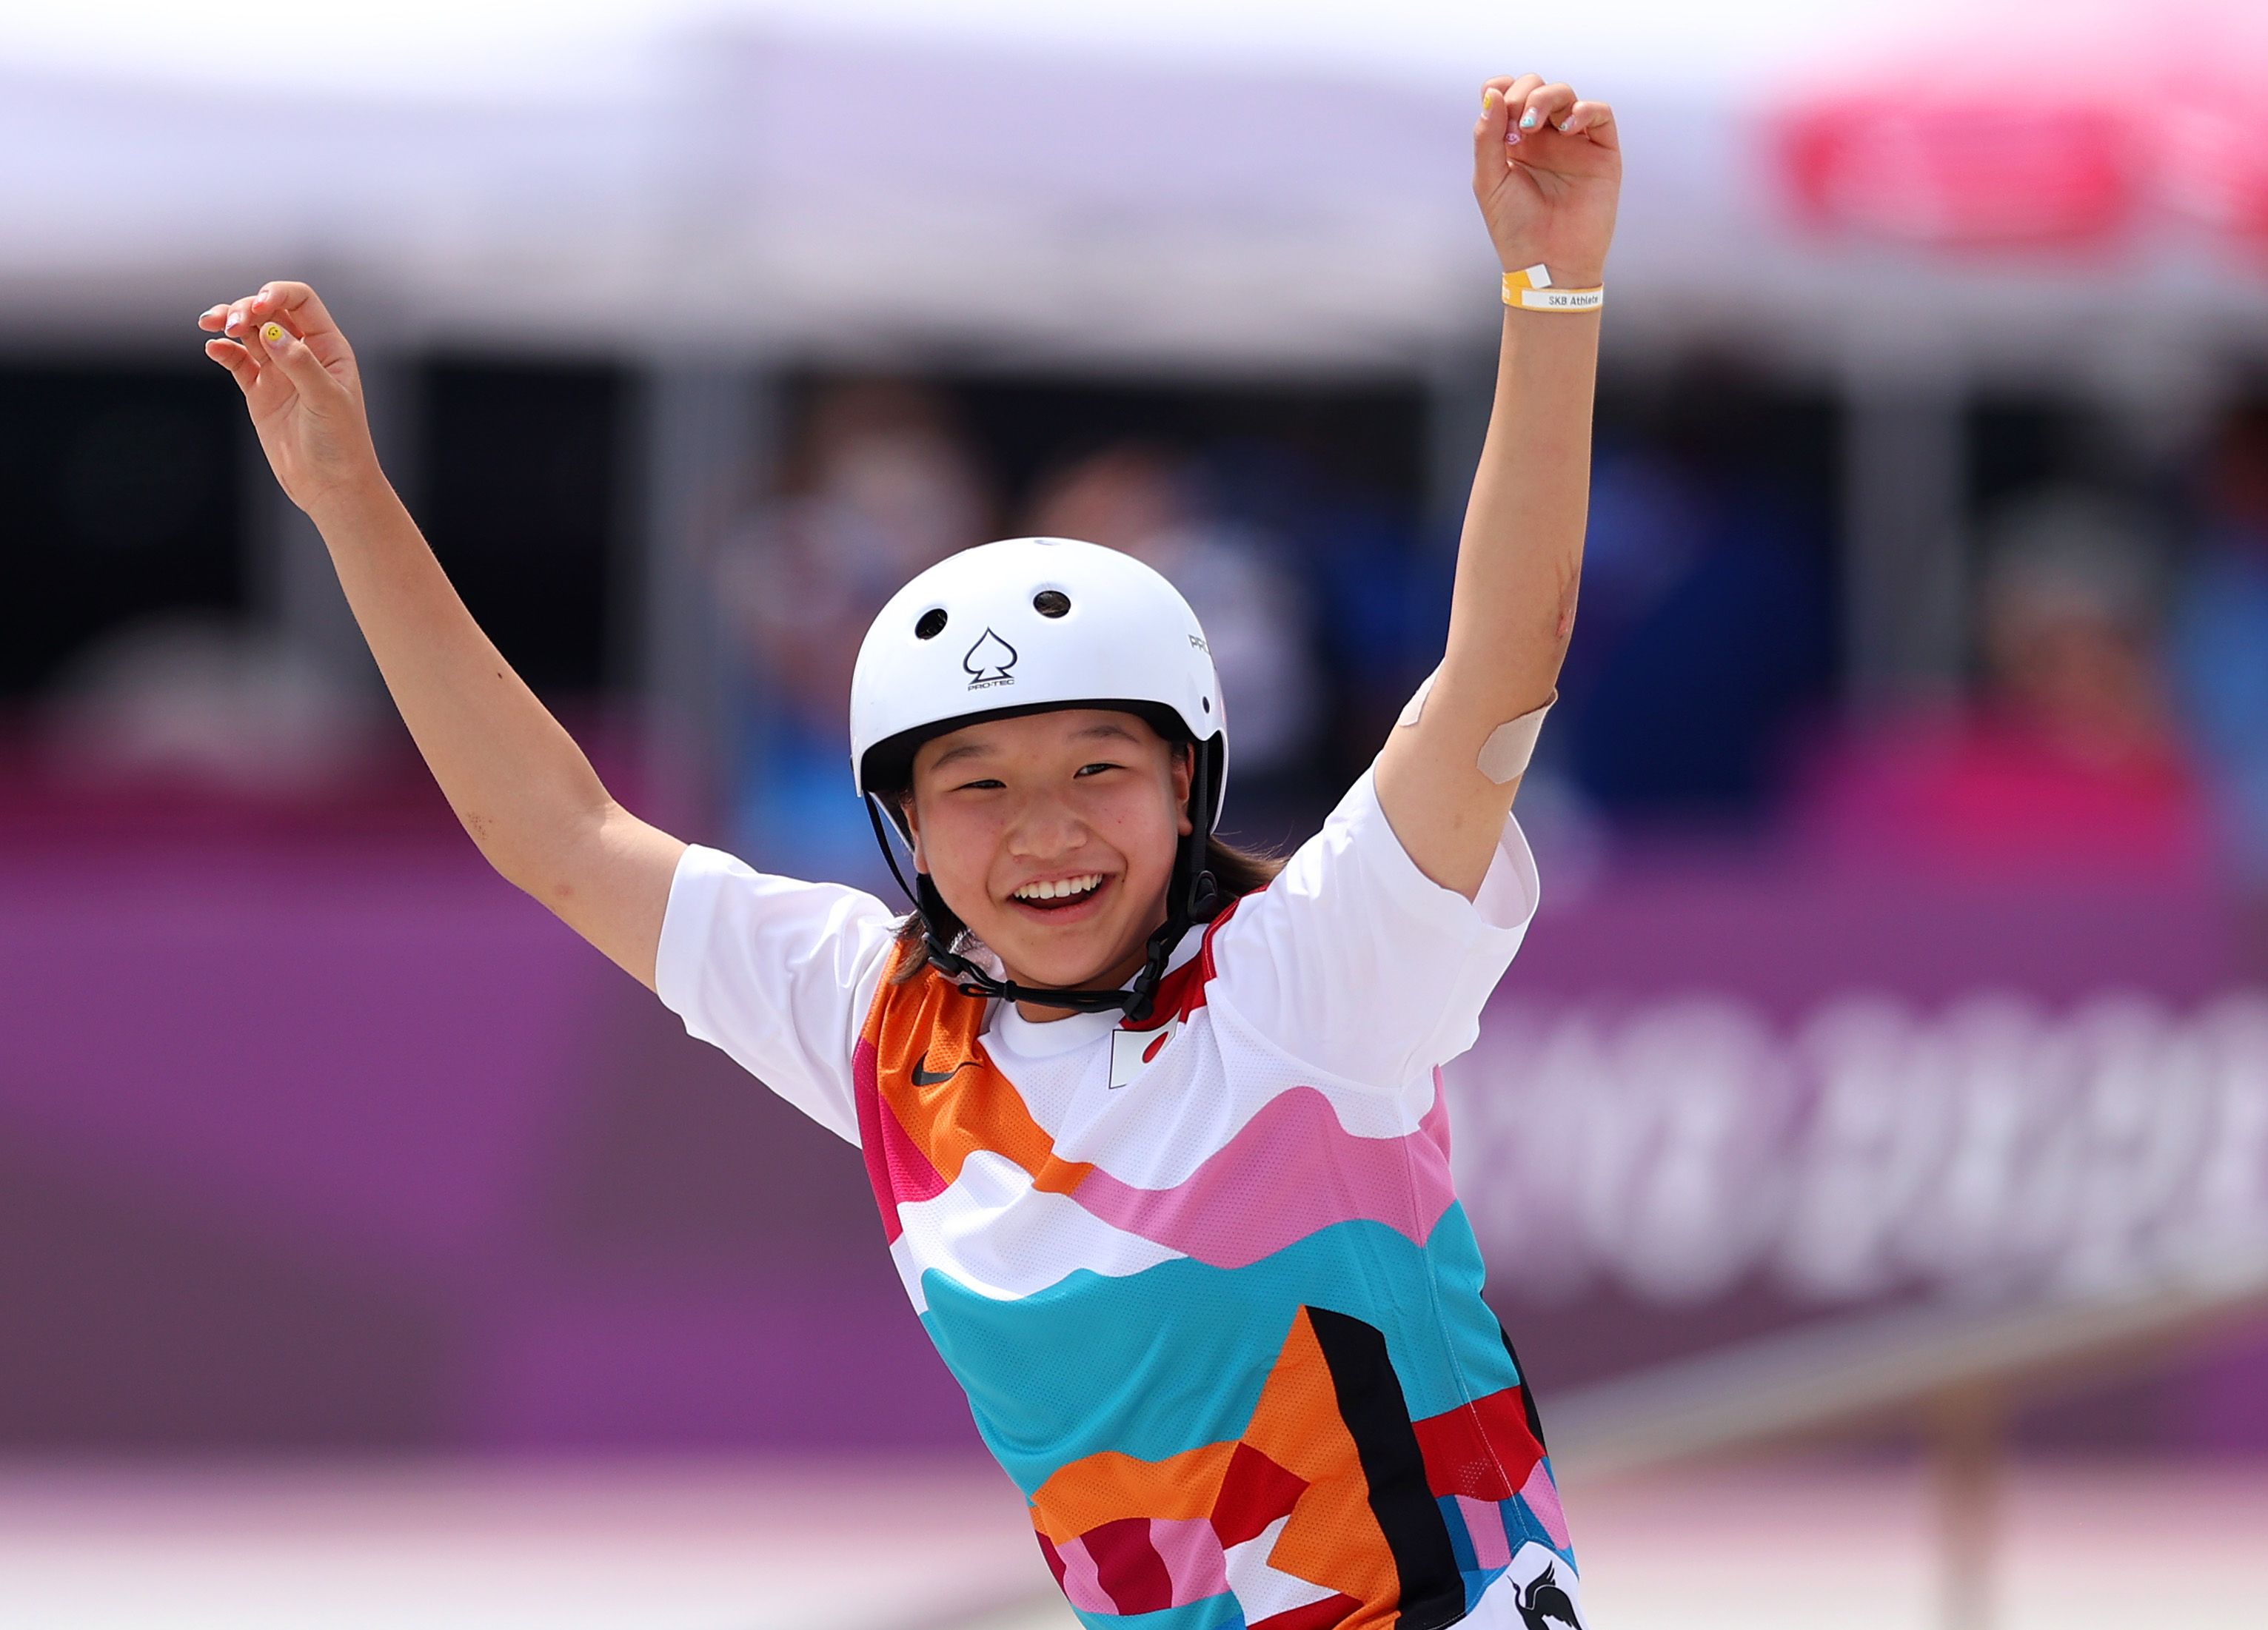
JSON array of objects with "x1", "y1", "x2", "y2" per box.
[{"x1": 963, "y1": 628, "x2": 1017, "y2": 688}]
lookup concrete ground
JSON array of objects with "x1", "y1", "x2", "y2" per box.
[{"x1": 2, "y1": 1457, "x2": 2261, "y2": 1630}]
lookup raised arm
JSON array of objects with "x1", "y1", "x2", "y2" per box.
[
  {"x1": 1374, "y1": 73, "x2": 1620, "y2": 899},
  {"x1": 200, "y1": 283, "x2": 686, "y2": 988}
]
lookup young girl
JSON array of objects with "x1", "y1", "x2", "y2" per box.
[{"x1": 201, "y1": 71, "x2": 1618, "y2": 1630}]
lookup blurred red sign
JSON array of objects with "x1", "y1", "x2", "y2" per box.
[
  {"x1": 1776, "y1": 93, "x2": 2135, "y2": 250},
  {"x1": 2163, "y1": 89, "x2": 2268, "y2": 257}
]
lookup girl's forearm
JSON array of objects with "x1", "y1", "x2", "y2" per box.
[
  {"x1": 309, "y1": 473, "x2": 615, "y2": 883},
  {"x1": 1443, "y1": 308, "x2": 1601, "y2": 711}
]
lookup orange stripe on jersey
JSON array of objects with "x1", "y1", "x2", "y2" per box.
[
  {"x1": 1024, "y1": 1307, "x2": 1397, "y2": 1614},
  {"x1": 1239, "y1": 1308, "x2": 1397, "y2": 1614},
  {"x1": 1028, "y1": 1440, "x2": 1238, "y2": 1546},
  {"x1": 860, "y1": 940, "x2": 1094, "y2": 1196}
]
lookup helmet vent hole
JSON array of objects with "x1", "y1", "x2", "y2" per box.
[
  {"x1": 914, "y1": 608, "x2": 949, "y2": 640},
  {"x1": 1202, "y1": 696, "x2": 1211, "y2": 714},
  {"x1": 1032, "y1": 589, "x2": 1071, "y2": 619}
]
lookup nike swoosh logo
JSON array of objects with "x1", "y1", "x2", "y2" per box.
[{"x1": 911, "y1": 1055, "x2": 977, "y2": 1087}]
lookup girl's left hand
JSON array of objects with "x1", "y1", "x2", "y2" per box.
[{"x1": 1472, "y1": 74, "x2": 1621, "y2": 291}]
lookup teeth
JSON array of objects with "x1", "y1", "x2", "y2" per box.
[{"x1": 1014, "y1": 873, "x2": 1103, "y2": 902}]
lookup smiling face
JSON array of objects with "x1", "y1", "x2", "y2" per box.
[{"x1": 903, "y1": 708, "x2": 1193, "y2": 1016}]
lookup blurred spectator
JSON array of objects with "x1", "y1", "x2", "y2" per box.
[
  {"x1": 1554, "y1": 371, "x2": 1836, "y2": 825},
  {"x1": 1797, "y1": 489, "x2": 2211, "y2": 879},
  {"x1": 716, "y1": 380, "x2": 992, "y2": 883},
  {"x1": 2170, "y1": 399, "x2": 2268, "y2": 891},
  {"x1": 1178, "y1": 434, "x2": 1433, "y2": 813},
  {"x1": 1022, "y1": 443, "x2": 1322, "y2": 839},
  {"x1": 1546, "y1": 436, "x2": 1700, "y2": 722}
]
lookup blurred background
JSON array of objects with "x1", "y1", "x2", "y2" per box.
[{"x1": 4, "y1": 1, "x2": 2268, "y2": 1626}]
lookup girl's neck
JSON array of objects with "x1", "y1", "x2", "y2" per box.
[{"x1": 1007, "y1": 936, "x2": 1158, "y2": 1024}]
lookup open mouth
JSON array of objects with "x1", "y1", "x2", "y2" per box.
[{"x1": 1008, "y1": 873, "x2": 1108, "y2": 919}]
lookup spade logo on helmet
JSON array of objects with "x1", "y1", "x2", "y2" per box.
[{"x1": 963, "y1": 628, "x2": 1018, "y2": 689}]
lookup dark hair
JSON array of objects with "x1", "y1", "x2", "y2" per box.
[{"x1": 886, "y1": 831, "x2": 1285, "y2": 985}]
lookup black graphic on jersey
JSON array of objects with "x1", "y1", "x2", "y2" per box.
[
  {"x1": 1497, "y1": 1318, "x2": 1551, "y2": 1450},
  {"x1": 910, "y1": 1053, "x2": 977, "y2": 1087},
  {"x1": 1516, "y1": 1561, "x2": 1582, "y2": 1630},
  {"x1": 1305, "y1": 1306, "x2": 1467, "y2": 1630}
]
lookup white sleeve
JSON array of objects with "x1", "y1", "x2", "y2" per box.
[
  {"x1": 653, "y1": 844, "x2": 901, "y2": 1146},
  {"x1": 1208, "y1": 765, "x2": 1540, "y2": 1088}
]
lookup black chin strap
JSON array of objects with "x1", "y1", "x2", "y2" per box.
[{"x1": 862, "y1": 747, "x2": 1222, "y2": 1024}]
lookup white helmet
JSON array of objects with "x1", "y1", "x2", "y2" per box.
[
  {"x1": 850, "y1": 536, "x2": 1228, "y2": 828},
  {"x1": 847, "y1": 536, "x2": 1232, "y2": 1019}
]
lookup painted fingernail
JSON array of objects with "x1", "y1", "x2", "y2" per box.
[
  {"x1": 225, "y1": 310, "x2": 242, "y2": 332},
  {"x1": 1519, "y1": 110, "x2": 1538, "y2": 130},
  {"x1": 261, "y1": 323, "x2": 286, "y2": 346},
  {"x1": 1482, "y1": 88, "x2": 1496, "y2": 110},
  {"x1": 1505, "y1": 128, "x2": 1522, "y2": 146}
]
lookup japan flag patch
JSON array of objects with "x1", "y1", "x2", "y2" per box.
[{"x1": 1108, "y1": 1016, "x2": 1182, "y2": 1088}]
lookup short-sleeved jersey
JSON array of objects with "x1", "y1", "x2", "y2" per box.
[{"x1": 659, "y1": 765, "x2": 1586, "y2": 1630}]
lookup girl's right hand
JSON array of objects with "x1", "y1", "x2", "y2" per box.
[{"x1": 198, "y1": 281, "x2": 384, "y2": 516}]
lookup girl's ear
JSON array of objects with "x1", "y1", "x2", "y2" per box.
[
  {"x1": 900, "y1": 792, "x2": 928, "y2": 871},
  {"x1": 1171, "y1": 742, "x2": 1195, "y2": 839}
]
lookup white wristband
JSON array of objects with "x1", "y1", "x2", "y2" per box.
[{"x1": 1502, "y1": 264, "x2": 1603, "y2": 313}]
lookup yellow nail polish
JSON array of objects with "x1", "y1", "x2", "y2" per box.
[
  {"x1": 261, "y1": 322, "x2": 284, "y2": 344},
  {"x1": 1481, "y1": 88, "x2": 1496, "y2": 110}
]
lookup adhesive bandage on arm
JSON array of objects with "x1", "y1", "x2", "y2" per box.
[
  {"x1": 1396, "y1": 667, "x2": 1557, "y2": 785},
  {"x1": 1397, "y1": 666, "x2": 1439, "y2": 728},
  {"x1": 1476, "y1": 691, "x2": 1555, "y2": 784}
]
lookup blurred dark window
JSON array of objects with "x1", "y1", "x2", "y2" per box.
[
  {"x1": 1967, "y1": 396, "x2": 2102, "y2": 515},
  {"x1": 938, "y1": 375, "x2": 1425, "y2": 505},
  {"x1": 0, "y1": 366, "x2": 246, "y2": 700},
  {"x1": 417, "y1": 361, "x2": 627, "y2": 697},
  {"x1": 1556, "y1": 364, "x2": 1843, "y2": 825},
  {"x1": 946, "y1": 374, "x2": 1430, "y2": 832}
]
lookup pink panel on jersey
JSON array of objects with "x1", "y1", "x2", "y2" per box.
[
  {"x1": 1456, "y1": 1495, "x2": 1511, "y2": 1571},
  {"x1": 1082, "y1": 1517, "x2": 1174, "y2": 1614},
  {"x1": 876, "y1": 1090, "x2": 949, "y2": 1205},
  {"x1": 1519, "y1": 1460, "x2": 1571, "y2": 1550},
  {"x1": 852, "y1": 1038, "x2": 949, "y2": 1226},
  {"x1": 1148, "y1": 1515, "x2": 1231, "y2": 1603},
  {"x1": 1067, "y1": 1085, "x2": 1458, "y2": 1269},
  {"x1": 1048, "y1": 1532, "x2": 1116, "y2": 1614},
  {"x1": 851, "y1": 1039, "x2": 949, "y2": 1242}
]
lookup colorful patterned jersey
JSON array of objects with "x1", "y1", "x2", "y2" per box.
[{"x1": 658, "y1": 767, "x2": 1585, "y2": 1629}]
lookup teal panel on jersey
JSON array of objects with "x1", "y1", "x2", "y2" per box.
[
  {"x1": 917, "y1": 1202, "x2": 1521, "y2": 1491},
  {"x1": 1068, "y1": 1593, "x2": 1248, "y2": 1630},
  {"x1": 1502, "y1": 1492, "x2": 1580, "y2": 1572}
]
